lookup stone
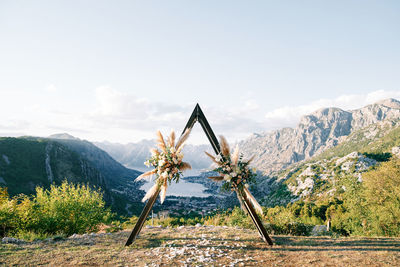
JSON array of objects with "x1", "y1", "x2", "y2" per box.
[
  {"x1": 311, "y1": 225, "x2": 328, "y2": 236},
  {"x1": 2, "y1": 237, "x2": 25, "y2": 244},
  {"x1": 392, "y1": 147, "x2": 400, "y2": 158}
]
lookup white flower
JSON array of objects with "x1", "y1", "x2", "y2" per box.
[
  {"x1": 159, "y1": 159, "x2": 165, "y2": 166},
  {"x1": 170, "y1": 147, "x2": 176, "y2": 153},
  {"x1": 224, "y1": 174, "x2": 232, "y2": 181},
  {"x1": 226, "y1": 166, "x2": 231, "y2": 171},
  {"x1": 165, "y1": 168, "x2": 170, "y2": 172},
  {"x1": 230, "y1": 172, "x2": 237, "y2": 177},
  {"x1": 245, "y1": 183, "x2": 249, "y2": 188},
  {"x1": 177, "y1": 153, "x2": 184, "y2": 160},
  {"x1": 215, "y1": 154, "x2": 222, "y2": 162},
  {"x1": 161, "y1": 172, "x2": 168, "y2": 179},
  {"x1": 144, "y1": 161, "x2": 150, "y2": 167}
]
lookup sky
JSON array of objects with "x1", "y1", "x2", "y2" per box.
[{"x1": 0, "y1": 1, "x2": 399, "y2": 144}]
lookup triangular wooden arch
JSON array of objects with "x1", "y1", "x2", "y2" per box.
[{"x1": 125, "y1": 104, "x2": 273, "y2": 246}]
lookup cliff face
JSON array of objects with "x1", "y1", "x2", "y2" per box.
[{"x1": 240, "y1": 98, "x2": 400, "y2": 174}]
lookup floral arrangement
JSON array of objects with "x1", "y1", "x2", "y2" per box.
[
  {"x1": 136, "y1": 129, "x2": 191, "y2": 203},
  {"x1": 205, "y1": 136, "x2": 263, "y2": 214}
]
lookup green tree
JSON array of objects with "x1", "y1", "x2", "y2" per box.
[{"x1": 362, "y1": 158, "x2": 400, "y2": 236}]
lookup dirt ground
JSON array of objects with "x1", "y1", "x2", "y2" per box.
[{"x1": 1, "y1": 226, "x2": 399, "y2": 266}]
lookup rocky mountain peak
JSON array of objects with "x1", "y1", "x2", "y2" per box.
[
  {"x1": 374, "y1": 98, "x2": 400, "y2": 109},
  {"x1": 300, "y1": 107, "x2": 351, "y2": 129}
]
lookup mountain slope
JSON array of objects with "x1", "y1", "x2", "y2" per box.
[
  {"x1": 240, "y1": 98, "x2": 400, "y2": 174},
  {"x1": 48, "y1": 134, "x2": 141, "y2": 188},
  {"x1": 0, "y1": 136, "x2": 144, "y2": 215},
  {"x1": 0, "y1": 137, "x2": 106, "y2": 196}
]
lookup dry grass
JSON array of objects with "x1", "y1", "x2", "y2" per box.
[{"x1": 1, "y1": 226, "x2": 399, "y2": 266}]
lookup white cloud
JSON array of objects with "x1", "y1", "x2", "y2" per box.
[
  {"x1": 1, "y1": 86, "x2": 399, "y2": 145},
  {"x1": 81, "y1": 87, "x2": 267, "y2": 144},
  {"x1": 45, "y1": 84, "x2": 58, "y2": 93}
]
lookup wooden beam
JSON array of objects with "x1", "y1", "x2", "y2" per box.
[{"x1": 125, "y1": 187, "x2": 161, "y2": 246}]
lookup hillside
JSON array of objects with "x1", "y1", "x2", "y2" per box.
[
  {"x1": 0, "y1": 137, "x2": 104, "y2": 196},
  {"x1": 48, "y1": 134, "x2": 142, "y2": 188},
  {"x1": 0, "y1": 136, "x2": 144, "y2": 215},
  {"x1": 257, "y1": 121, "x2": 400, "y2": 206}
]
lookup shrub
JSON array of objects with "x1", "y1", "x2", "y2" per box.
[
  {"x1": 28, "y1": 182, "x2": 111, "y2": 235},
  {"x1": 0, "y1": 181, "x2": 112, "y2": 238},
  {"x1": 0, "y1": 194, "x2": 18, "y2": 237},
  {"x1": 204, "y1": 207, "x2": 253, "y2": 229},
  {"x1": 265, "y1": 222, "x2": 313, "y2": 236}
]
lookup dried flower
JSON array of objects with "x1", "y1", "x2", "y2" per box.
[{"x1": 138, "y1": 129, "x2": 192, "y2": 204}]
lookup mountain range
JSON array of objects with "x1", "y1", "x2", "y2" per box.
[
  {"x1": 239, "y1": 98, "x2": 400, "y2": 174},
  {"x1": 92, "y1": 98, "x2": 400, "y2": 207},
  {"x1": 1, "y1": 98, "x2": 399, "y2": 215},
  {"x1": 95, "y1": 98, "x2": 400, "y2": 176},
  {"x1": 94, "y1": 140, "x2": 214, "y2": 171}
]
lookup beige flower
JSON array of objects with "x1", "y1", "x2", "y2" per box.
[{"x1": 224, "y1": 174, "x2": 232, "y2": 181}]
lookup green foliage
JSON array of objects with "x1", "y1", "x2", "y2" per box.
[
  {"x1": 0, "y1": 193, "x2": 18, "y2": 237},
  {"x1": 362, "y1": 152, "x2": 392, "y2": 162},
  {"x1": 203, "y1": 207, "x2": 254, "y2": 228},
  {"x1": 202, "y1": 206, "x2": 314, "y2": 236},
  {"x1": 323, "y1": 159, "x2": 400, "y2": 237},
  {"x1": 0, "y1": 181, "x2": 112, "y2": 239},
  {"x1": 265, "y1": 222, "x2": 313, "y2": 236},
  {"x1": 362, "y1": 159, "x2": 400, "y2": 236},
  {"x1": 329, "y1": 175, "x2": 366, "y2": 236},
  {"x1": 0, "y1": 187, "x2": 8, "y2": 203}
]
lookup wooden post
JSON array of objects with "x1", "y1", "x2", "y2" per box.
[
  {"x1": 125, "y1": 188, "x2": 161, "y2": 246},
  {"x1": 235, "y1": 188, "x2": 273, "y2": 245}
]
